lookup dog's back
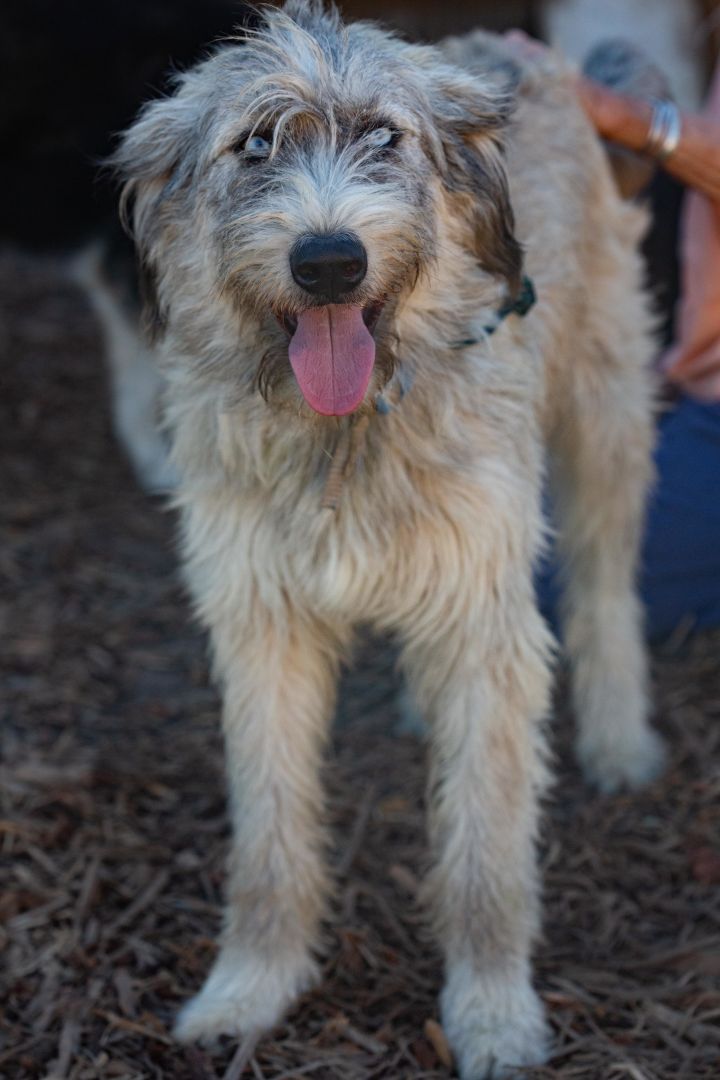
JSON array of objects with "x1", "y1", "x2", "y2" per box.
[
  {"x1": 442, "y1": 32, "x2": 663, "y2": 796},
  {"x1": 444, "y1": 30, "x2": 654, "y2": 428}
]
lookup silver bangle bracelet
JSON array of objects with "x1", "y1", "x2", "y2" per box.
[{"x1": 645, "y1": 99, "x2": 682, "y2": 161}]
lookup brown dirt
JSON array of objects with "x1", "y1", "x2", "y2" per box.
[{"x1": 1, "y1": 250, "x2": 719, "y2": 1079}]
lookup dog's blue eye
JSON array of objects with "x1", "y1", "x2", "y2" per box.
[
  {"x1": 366, "y1": 126, "x2": 400, "y2": 149},
  {"x1": 244, "y1": 133, "x2": 272, "y2": 156}
]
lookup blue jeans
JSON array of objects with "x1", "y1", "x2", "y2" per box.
[{"x1": 537, "y1": 396, "x2": 720, "y2": 642}]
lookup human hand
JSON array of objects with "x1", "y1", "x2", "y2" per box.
[{"x1": 664, "y1": 338, "x2": 720, "y2": 403}]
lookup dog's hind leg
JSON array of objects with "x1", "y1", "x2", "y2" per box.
[
  {"x1": 400, "y1": 528, "x2": 554, "y2": 1079},
  {"x1": 175, "y1": 606, "x2": 346, "y2": 1044},
  {"x1": 548, "y1": 275, "x2": 666, "y2": 792}
]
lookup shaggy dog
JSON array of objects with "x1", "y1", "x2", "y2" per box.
[{"x1": 114, "y1": 3, "x2": 665, "y2": 1075}]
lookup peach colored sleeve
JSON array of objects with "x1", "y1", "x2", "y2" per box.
[{"x1": 663, "y1": 65, "x2": 720, "y2": 402}]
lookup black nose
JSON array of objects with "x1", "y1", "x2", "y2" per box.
[{"x1": 290, "y1": 233, "x2": 367, "y2": 299}]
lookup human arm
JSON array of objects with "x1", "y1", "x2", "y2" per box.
[{"x1": 576, "y1": 78, "x2": 720, "y2": 202}]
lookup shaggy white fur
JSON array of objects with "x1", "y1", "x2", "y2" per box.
[{"x1": 114, "y1": 4, "x2": 665, "y2": 1074}]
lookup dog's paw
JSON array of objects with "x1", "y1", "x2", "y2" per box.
[
  {"x1": 577, "y1": 724, "x2": 667, "y2": 794},
  {"x1": 174, "y1": 946, "x2": 318, "y2": 1045},
  {"x1": 441, "y1": 963, "x2": 550, "y2": 1079}
]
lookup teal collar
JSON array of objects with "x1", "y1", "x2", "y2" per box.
[
  {"x1": 374, "y1": 274, "x2": 537, "y2": 415},
  {"x1": 449, "y1": 274, "x2": 537, "y2": 349}
]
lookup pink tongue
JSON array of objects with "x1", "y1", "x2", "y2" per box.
[{"x1": 288, "y1": 304, "x2": 375, "y2": 416}]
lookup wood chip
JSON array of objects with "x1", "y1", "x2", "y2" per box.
[{"x1": 423, "y1": 1019, "x2": 453, "y2": 1069}]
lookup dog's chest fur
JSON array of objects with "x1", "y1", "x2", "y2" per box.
[{"x1": 172, "y1": 306, "x2": 544, "y2": 631}]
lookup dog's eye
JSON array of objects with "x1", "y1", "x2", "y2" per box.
[
  {"x1": 240, "y1": 133, "x2": 273, "y2": 160},
  {"x1": 365, "y1": 126, "x2": 401, "y2": 150}
]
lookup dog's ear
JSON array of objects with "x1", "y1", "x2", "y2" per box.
[
  {"x1": 420, "y1": 61, "x2": 523, "y2": 295},
  {"x1": 111, "y1": 90, "x2": 201, "y2": 339}
]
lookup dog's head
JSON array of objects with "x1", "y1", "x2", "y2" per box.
[{"x1": 114, "y1": 0, "x2": 521, "y2": 417}]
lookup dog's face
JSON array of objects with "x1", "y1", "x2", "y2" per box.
[{"x1": 116, "y1": 1, "x2": 521, "y2": 417}]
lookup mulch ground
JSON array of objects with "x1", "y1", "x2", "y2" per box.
[{"x1": 1, "y1": 248, "x2": 719, "y2": 1080}]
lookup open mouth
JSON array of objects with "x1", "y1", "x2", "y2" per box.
[{"x1": 275, "y1": 301, "x2": 385, "y2": 416}]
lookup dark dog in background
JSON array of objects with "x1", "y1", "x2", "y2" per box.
[{"x1": 1, "y1": 0, "x2": 252, "y2": 491}]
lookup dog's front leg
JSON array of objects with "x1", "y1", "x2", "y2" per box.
[
  {"x1": 176, "y1": 610, "x2": 344, "y2": 1044},
  {"x1": 403, "y1": 598, "x2": 553, "y2": 1079}
]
